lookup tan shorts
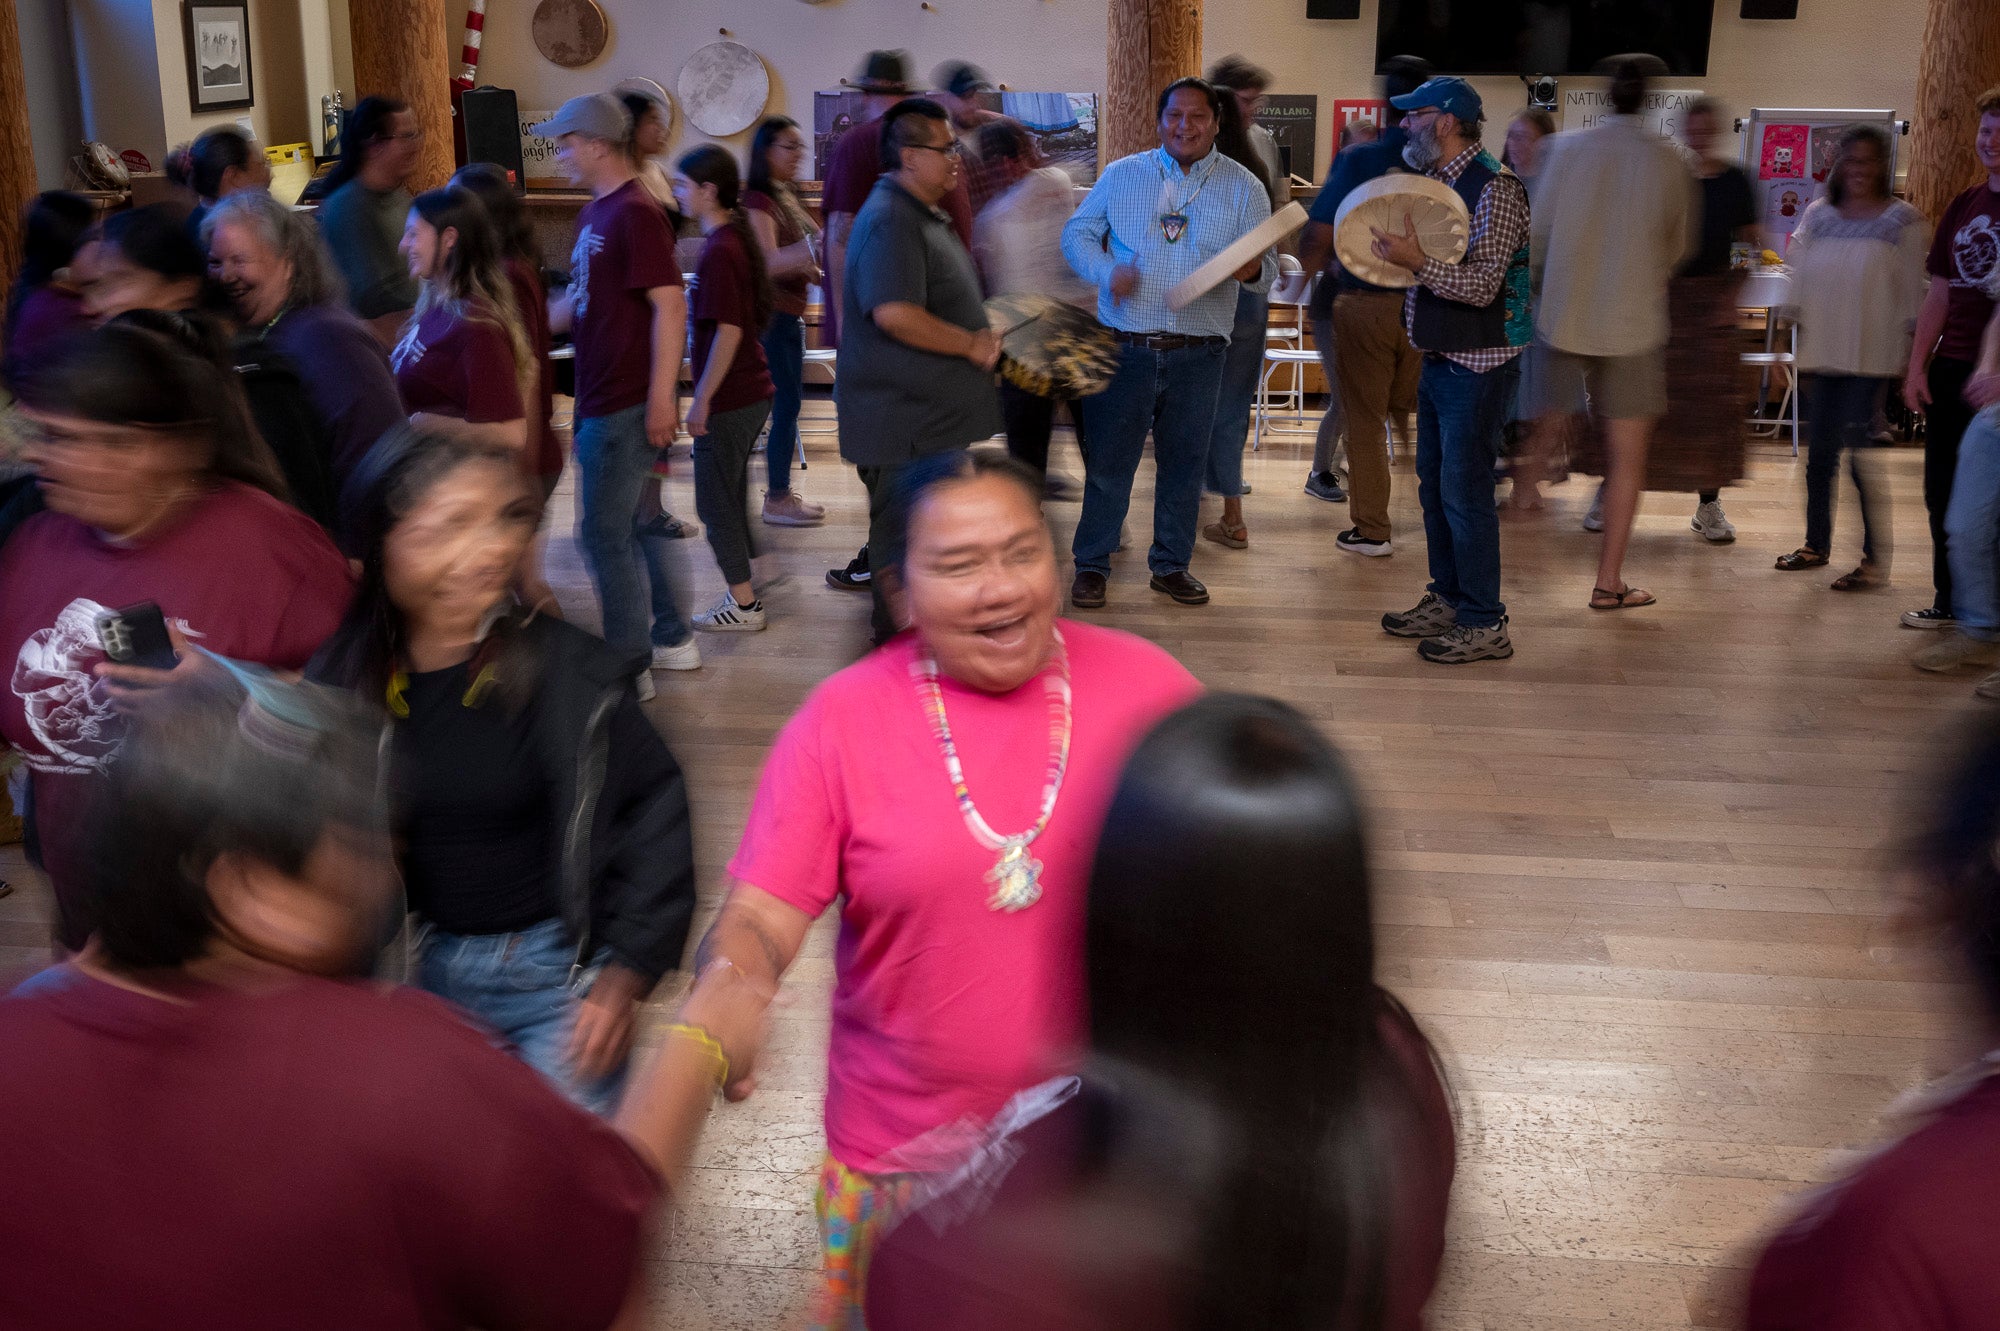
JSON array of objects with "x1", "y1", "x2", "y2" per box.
[{"x1": 1530, "y1": 342, "x2": 1667, "y2": 420}]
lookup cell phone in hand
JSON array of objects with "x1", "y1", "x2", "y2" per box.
[{"x1": 95, "y1": 602, "x2": 179, "y2": 672}]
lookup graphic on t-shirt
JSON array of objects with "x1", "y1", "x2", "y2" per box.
[
  {"x1": 570, "y1": 225, "x2": 606, "y2": 321},
  {"x1": 390, "y1": 320, "x2": 427, "y2": 371},
  {"x1": 1951, "y1": 214, "x2": 1999, "y2": 291},
  {"x1": 11, "y1": 598, "x2": 198, "y2": 775}
]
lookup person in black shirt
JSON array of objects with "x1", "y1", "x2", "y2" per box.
[{"x1": 312, "y1": 425, "x2": 697, "y2": 1114}]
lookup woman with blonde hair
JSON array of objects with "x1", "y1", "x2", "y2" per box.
[{"x1": 392, "y1": 185, "x2": 532, "y2": 460}]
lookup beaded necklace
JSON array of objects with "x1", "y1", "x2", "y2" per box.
[{"x1": 910, "y1": 630, "x2": 1073, "y2": 912}]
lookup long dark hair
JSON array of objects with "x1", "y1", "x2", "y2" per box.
[
  {"x1": 1085, "y1": 694, "x2": 1440, "y2": 1330},
  {"x1": 450, "y1": 161, "x2": 539, "y2": 270},
  {"x1": 5, "y1": 191, "x2": 95, "y2": 333},
  {"x1": 16, "y1": 319, "x2": 289, "y2": 501},
  {"x1": 325, "y1": 96, "x2": 410, "y2": 193},
  {"x1": 406, "y1": 186, "x2": 533, "y2": 401},
  {"x1": 746, "y1": 115, "x2": 799, "y2": 198},
  {"x1": 1214, "y1": 88, "x2": 1274, "y2": 195},
  {"x1": 314, "y1": 425, "x2": 535, "y2": 701},
  {"x1": 675, "y1": 144, "x2": 773, "y2": 332}
]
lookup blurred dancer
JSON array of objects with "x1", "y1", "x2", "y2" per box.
[
  {"x1": 1063, "y1": 78, "x2": 1272, "y2": 609},
  {"x1": 744, "y1": 115, "x2": 829, "y2": 526},
  {"x1": 1369, "y1": 77, "x2": 1530, "y2": 664},
  {"x1": 312, "y1": 428, "x2": 695, "y2": 1111},
  {"x1": 973, "y1": 118, "x2": 1092, "y2": 492},
  {"x1": 73, "y1": 207, "x2": 206, "y2": 324},
  {"x1": 535, "y1": 94, "x2": 697, "y2": 684},
  {"x1": 1779, "y1": 125, "x2": 1927, "y2": 590},
  {"x1": 1501, "y1": 107, "x2": 1556, "y2": 509},
  {"x1": 2, "y1": 191, "x2": 94, "y2": 386},
  {"x1": 830, "y1": 98, "x2": 1001, "y2": 642},
  {"x1": 672, "y1": 146, "x2": 778, "y2": 634},
  {"x1": 1913, "y1": 296, "x2": 2000, "y2": 687},
  {"x1": 616, "y1": 79, "x2": 683, "y2": 229},
  {"x1": 317, "y1": 96, "x2": 422, "y2": 346},
  {"x1": 868, "y1": 695, "x2": 1454, "y2": 1330},
  {"x1": 1529, "y1": 56, "x2": 1692, "y2": 610},
  {"x1": 696, "y1": 450, "x2": 1200, "y2": 1328},
  {"x1": 820, "y1": 50, "x2": 922, "y2": 351},
  {"x1": 1900, "y1": 86, "x2": 2000, "y2": 632},
  {"x1": 0, "y1": 322, "x2": 350, "y2": 951},
  {"x1": 1745, "y1": 711, "x2": 2000, "y2": 1326},
  {"x1": 172, "y1": 126, "x2": 270, "y2": 241},
  {"x1": 0, "y1": 668, "x2": 765, "y2": 1331}
]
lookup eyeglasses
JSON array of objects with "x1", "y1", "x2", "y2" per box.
[{"x1": 907, "y1": 140, "x2": 965, "y2": 158}]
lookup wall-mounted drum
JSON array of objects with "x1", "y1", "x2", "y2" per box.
[
  {"x1": 677, "y1": 41, "x2": 769, "y2": 137},
  {"x1": 530, "y1": 0, "x2": 608, "y2": 69}
]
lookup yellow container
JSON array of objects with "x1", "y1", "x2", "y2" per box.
[{"x1": 264, "y1": 142, "x2": 314, "y2": 206}]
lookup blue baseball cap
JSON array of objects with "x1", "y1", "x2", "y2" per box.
[{"x1": 1390, "y1": 76, "x2": 1483, "y2": 124}]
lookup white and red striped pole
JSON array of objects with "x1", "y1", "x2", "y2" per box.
[{"x1": 453, "y1": 0, "x2": 486, "y2": 91}]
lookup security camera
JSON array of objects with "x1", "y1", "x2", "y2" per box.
[{"x1": 1521, "y1": 74, "x2": 1558, "y2": 111}]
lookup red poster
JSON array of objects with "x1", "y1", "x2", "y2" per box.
[
  {"x1": 1760, "y1": 124, "x2": 1808, "y2": 180},
  {"x1": 1333, "y1": 99, "x2": 1390, "y2": 132}
]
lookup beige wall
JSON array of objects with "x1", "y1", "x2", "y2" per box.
[
  {"x1": 461, "y1": 0, "x2": 1923, "y2": 176},
  {"x1": 153, "y1": 0, "x2": 316, "y2": 158}
]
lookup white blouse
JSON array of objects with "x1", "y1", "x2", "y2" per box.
[{"x1": 1787, "y1": 198, "x2": 1930, "y2": 377}]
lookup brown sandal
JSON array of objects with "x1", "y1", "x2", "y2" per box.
[
  {"x1": 1775, "y1": 548, "x2": 1829, "y2": 571},
  {"x1": 1201, "y1": 520, "x2": 1249, "y2": 550},
  {"x1": 1831, "y1": 563, "x2": 1884, "y2": 592},
  {"x1": 1590, "y1": 584, "x2": 1657, "y2": 610}
]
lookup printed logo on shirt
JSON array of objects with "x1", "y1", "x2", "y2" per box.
[
  {"x1": 10, "y1": 598, "x2": 197, "y2": 774},
  {"x1": 389, "y1": 321, "x2": 427, "y2": 372},
  {"x1": 570, "y1": 225, "x2": 607, "y2": 322},
  {"x1": 1952, "y1": 214, "x2": 2000, "y2": 291}
]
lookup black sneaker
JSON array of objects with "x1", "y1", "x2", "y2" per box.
[
  {"x1": 1149, "y1": 571, "x2": 1210, "y2": 605},
  {"x1": 1902, "y1": 606, "x2": 1957, "y2": 630},
  {"x1": 1071, "y1": 570, "x2": 1108, "y2": 609},
  {"x1": 1335, "y1": 527, "x2": 1393, "y2": 557},
  {"x1": 1304, "y1": 470, "x2": 1347, "y2": 503},
  {"x1": 826, "y1": 549, "x2": 872, "y2": 591},
  {"x1": 640, "y1": 513, "x2": 697, "y2": 539}
]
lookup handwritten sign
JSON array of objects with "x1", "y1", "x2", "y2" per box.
[
  {"x1": 1562, "y1": 87, "x2": 1705, "y2": 141},
  {"x1": 519, "y1": 111, "x2": 560, "y2": 180}
]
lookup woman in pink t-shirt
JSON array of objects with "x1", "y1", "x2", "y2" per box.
[
  {"x1": 699, "y1": 448, "x2": 1201, "y2": 1326},
  {"x1": 392, "y1": 186, "x2": 532, "y2": 462}
]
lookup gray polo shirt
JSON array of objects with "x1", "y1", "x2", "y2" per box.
[
  {"x1": 836, "y1": 177, "x2": 1001, "y2": 466},
  {"x1": 318, "y1": 180, "x2": 419, "y2": 321}
]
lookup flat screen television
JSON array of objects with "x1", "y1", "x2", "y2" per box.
[{"x1": 1375, "y1": 0, "x2": 1716, "y2": 77}]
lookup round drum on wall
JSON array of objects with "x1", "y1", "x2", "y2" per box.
[
  {"x1": 677, "y1": 41, "x2": 770, "y2": 137},
  {"x1": 531, "y1": 0, "x2": 609, "y2": 69}
]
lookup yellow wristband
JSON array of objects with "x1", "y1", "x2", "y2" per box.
[{"x1": 666, "y1": 1022, "x2": 730, "y2": 1089}]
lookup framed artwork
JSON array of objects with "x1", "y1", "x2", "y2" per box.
[{"x1": 182, "y1": 2, "x2": 254, "y2": 114}]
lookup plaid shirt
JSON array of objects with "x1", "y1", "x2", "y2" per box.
[{"x1": 1402, "y1": 143, "x2": 1531, "y2": 372}]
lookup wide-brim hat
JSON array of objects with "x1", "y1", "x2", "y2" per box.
[{"x1": 843, "y1": 49, "x2": 916, "y2": 94}]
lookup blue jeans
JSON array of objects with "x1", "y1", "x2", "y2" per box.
[
  {"x1": 1415, "y1": 355, "x2": 1519, "y2": 629},
  {"x1": 1203, "y1": 287, "x2": 1268, "y2": 498},
  {"x1": 1804, "y1": 373, "x2": 1892, "y2": 564},
  {"x1": 1944, "y1": 406, "x2": 2000, "y2": 640},
  {"x1": 574, "y1": 404, "x2": 691, "y2": 653},
  {"x1": 416, "y1": 916, "x2": 628, "y2": 1116},
  {"x1": 762, "y1": 311, "x2": 805, "y2": 494},
  {"x1": 1075, "y1": 339, "x2": 1226, "y2": 577}
]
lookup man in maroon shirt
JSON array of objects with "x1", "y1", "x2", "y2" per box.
[
  {"x1": 1900, "y1": 85, "x2": 2000, "y2": 632},
  {"x1": 821, "y1": 50, "x2": 919, "y2": 350},
  {"x1": 536, "y1": 94, "x2": 697, "y2": 683}
]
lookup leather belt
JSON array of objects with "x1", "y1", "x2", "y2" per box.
[{"x1": 1111, "y1": 330, "x2": 1227, "y2": 350}]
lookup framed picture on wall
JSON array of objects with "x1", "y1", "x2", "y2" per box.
[{"x1": 182, "y1": 1, "x2": 254, "y2": 113}]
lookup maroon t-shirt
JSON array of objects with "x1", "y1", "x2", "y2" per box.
[
  {"x1": 0, "y1": 964, "x2": 660, "y2": 1331},
  {"x1": 744, "y1": 187, "x2": 812, "y2": 318},
  {"x1": 867, "y1": 1000, "x2": 1456, "y2": 1331},
  {"x1": 1924, "y1": 180, "x2": 2000, "y2": 363},
  {"x1": 569, "y1": 179, "x2": 684, "y2": 420},
  {"x1": 0, "y1": 482, "x2": 353, "y2": 948},
  {"x1": 823, "y1": 114, "x2": 974, "y2": 246},
  {"x1": 505, "y1": 256, "x2": 561, "y2": 480},
  {"x1": 4, "y1": 283, "x2": 90, "y2": 382},
  {"x1": 391, "y1": 301, "x2": 524, "y2": 426},
  {"x1": 1746, "y1": 1075, "x2": 2000, "y2": 1330},
  {"x1": 691, "y1": 225, "x2": 775, "y2": 416}
]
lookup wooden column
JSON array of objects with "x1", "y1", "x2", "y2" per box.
[
  {"x1": 1905, "y1": 0, "x2": 2000, "y2": 221},
  {"x1": 1103, "y1": 0, "x2": 1202, "y2": 166},
  {"x1": 348, "y1": 0, "x2": 456, "y2": 191},
  {"x1": 0, "y1": 0, "x2": 37, "y2": 286}
]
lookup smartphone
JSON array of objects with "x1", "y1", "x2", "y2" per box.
[{"x1": 95, "y1": 602, "x2": 179, "y2": 672}]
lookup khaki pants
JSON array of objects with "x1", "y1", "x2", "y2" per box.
[{"x1": 1332, "y1": 288, "x2": 1422, "y2": 541}]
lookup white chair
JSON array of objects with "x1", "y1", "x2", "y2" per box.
[
  {"x1": 799, "y1": 347, "x2": 838, "y2": 443},
  {"x1": 1738, "y1": 269, "x2": 1800, "y2": 455},
  {"x1": 1253, "y1": 266, "x2": 1321, "y2": 450}
]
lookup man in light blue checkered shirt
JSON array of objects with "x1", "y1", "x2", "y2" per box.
[{"x1": 1061, "y1": 78, "x2": 1275, "y2": 610}]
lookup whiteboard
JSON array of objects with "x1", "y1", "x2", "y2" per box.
[{"x1": 1739, "y1": 107, "x2": 1905, "y2": 255}]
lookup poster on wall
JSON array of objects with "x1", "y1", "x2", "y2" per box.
[
  {"x1": 1332, "y1": 98, "x2": 1390, "y2": 140},
  {"x1": 813, "y1": 91, "x2": 1100, "y2": 186},
  {"x1": 1759, "y1": 123, "x2": 1808, "y2": 179},
  {"x1": 181, "y1": 1, "x2": 254, "y2": 114},
  {"x1": 1741, "y1": 110, "x2": 1902, "y2": 254},
  {"x1": 1562, "y1": 87, "x2": 1703, "y2": 140},
  {"x1": 1254, "y1": 95, "x2": 1318, "y2": 184}
]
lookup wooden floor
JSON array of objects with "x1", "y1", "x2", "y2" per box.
[{"x1": 3, "y1": 411, "x2": 1986, "y2": 1328}]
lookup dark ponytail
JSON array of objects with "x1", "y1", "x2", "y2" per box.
[
  {"x1": 675, "y1": 144, "x2": 773, "y2": 332},
  {"x1": 325, "y1": 96, "x2": 410, "y2": 193}
]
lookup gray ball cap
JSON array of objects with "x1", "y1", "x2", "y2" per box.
[{"x1": 530, "y1": 93, "x2": 633, "y2": 142}]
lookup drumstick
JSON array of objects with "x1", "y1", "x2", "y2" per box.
[{"x1": 1165, "y1": 202, "x2": 1307, "y2": 312}]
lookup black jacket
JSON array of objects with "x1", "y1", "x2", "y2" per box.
[{"x1": 311, "y1": 612, "x2": 696, "y2": 987}]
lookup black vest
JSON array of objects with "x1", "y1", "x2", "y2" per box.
[{"x1": 1409, "y1": 153, "x2": 1531, "y2": 356}]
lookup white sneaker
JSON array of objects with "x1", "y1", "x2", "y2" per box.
[
  {"x1": 1691, "y1": 500, "x2": 1736, "y2": 543},
  {"x1": 1582, "y1": 486, "x2": 1606, "y2": 533},
  {"x1": 650, "y1": 639, "x2": 703, "y2": 671},
  {"x1": 693, "y1": 592, "x2": 767, "y2": 633},
  {"x1": 634, "y1": 671, "x2": 656, "y2": 701}
]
